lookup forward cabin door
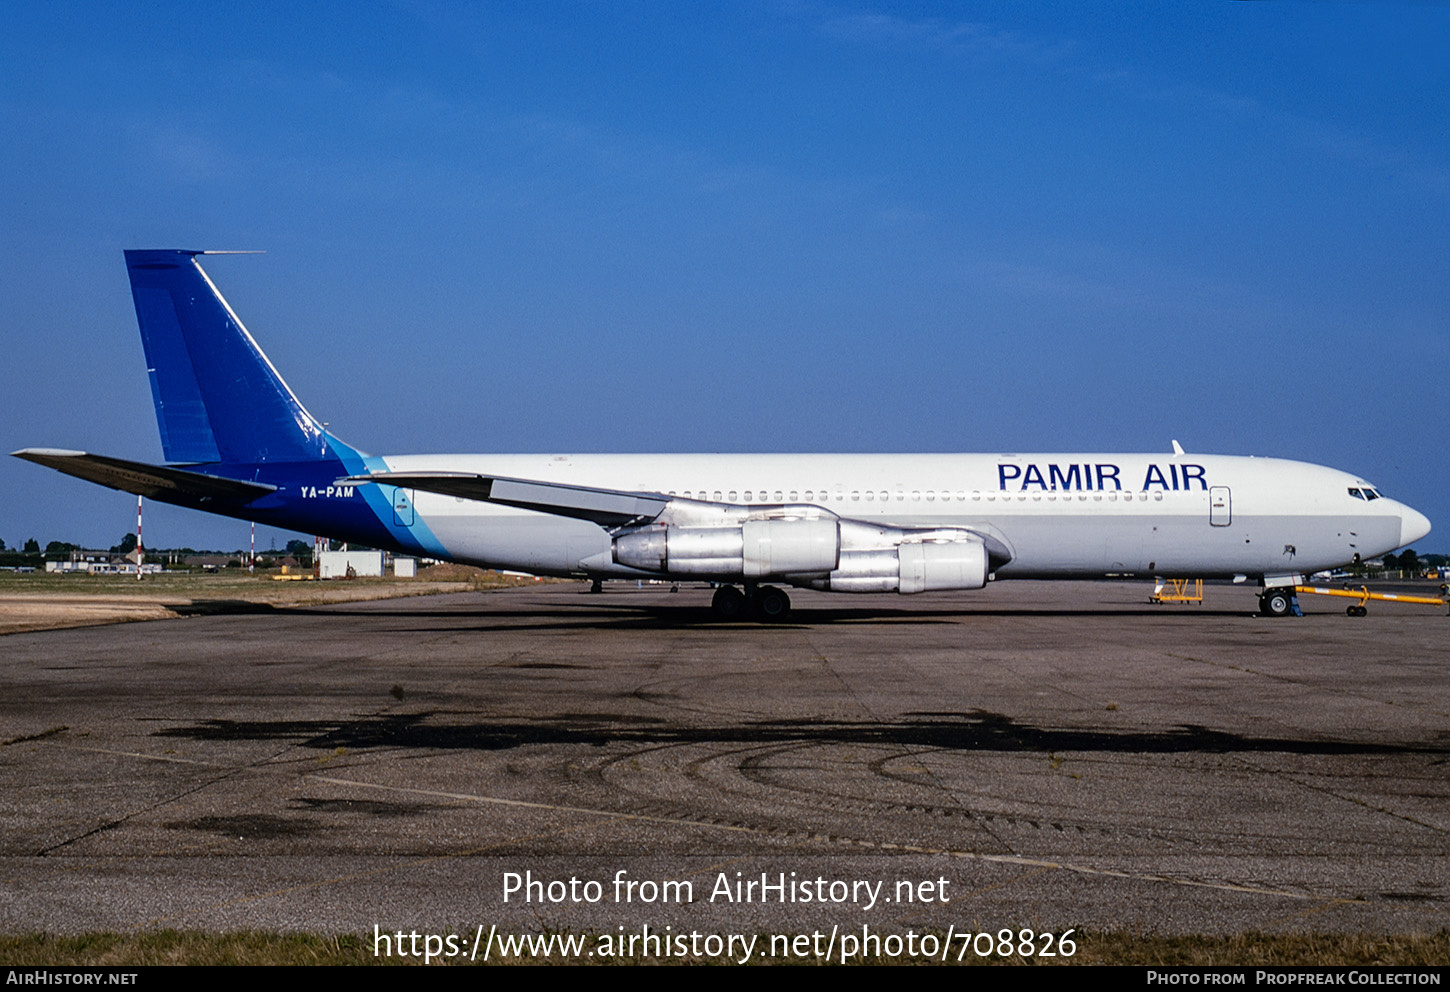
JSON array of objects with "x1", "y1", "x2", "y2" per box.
[{"x1": 1209, "y1": 486, "x2": 1231, "y2": 527}]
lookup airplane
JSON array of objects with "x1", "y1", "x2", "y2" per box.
[{"x1": 13, "y1": 249, "x2": 1432, "y2": 622}]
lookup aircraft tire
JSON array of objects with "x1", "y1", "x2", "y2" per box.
[
  {"x1": 753, "y1": 585, "x2": 791, "y2": 623},
  {"x1": 1347, "y1": 605, "x2": 1367, "y2": 617},
  {"x1": 712, "y1": 585, "x2": 746, "y2": 620},
  {"x1": 1261, "y1": 588, "x2": 1293, "y2": 618}
]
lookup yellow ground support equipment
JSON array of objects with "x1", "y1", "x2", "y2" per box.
[
  {"x1": 1293, "y1": 584, "x2": 1449, "y2": 617},
  {"x1": 1150, "y1": 578, "x2": 1204, "y2": 604}
]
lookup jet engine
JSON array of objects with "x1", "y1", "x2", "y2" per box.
[
  {"x1": 807, "y1": 536, "x2": 988, "y2": 593},
  {"x1": 611, "y1": 503, "x2": 991, "y2": 593},
  {"x1": 613, "y1": 517, "x2": 840, "y2": 576}
]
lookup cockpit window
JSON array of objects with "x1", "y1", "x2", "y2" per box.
[
  {"x1": 1365, "y1": 488, "x2": 1381, "y2": 500},
  {"x1": 1348, "y1": 488, "x2": 1365, "y2": 500}
]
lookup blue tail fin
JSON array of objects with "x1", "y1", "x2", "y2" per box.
[{"x1": 125, "y1": 249, "x2": 337, "y2": 465}]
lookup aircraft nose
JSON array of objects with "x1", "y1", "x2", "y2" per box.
[{"x1": 1400, "y1": 505, "x2": 1432, "y2": 548}]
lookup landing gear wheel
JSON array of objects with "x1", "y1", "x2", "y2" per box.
[
  {"x1": 753, "y1": 585, "x2": 792, "y2": 622},
  {"x1": 1347, "y1": 605, "x2": 1368, "y2": 617},
  {"x1": 1261, "y1": 588, "x2": 1293, "y2": 618},
  {"x1": 712, "y1": 585, "x2": 746, "y2": 620}
]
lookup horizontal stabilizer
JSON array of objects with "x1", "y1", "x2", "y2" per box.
[
  {"x1": 342, "y1": 471, "x2": 667, "y2": 527},
  {"x1": 12, "y1": 449, "x2": 276, "y2": 504}
]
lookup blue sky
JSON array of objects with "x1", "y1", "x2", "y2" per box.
[{"x1": 3, "y1": 2, "x2": 1447, "y2": 553}]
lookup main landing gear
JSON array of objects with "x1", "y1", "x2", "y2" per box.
[{"x1": 712, "y1": 584, "x2": 791, "y2": 623}]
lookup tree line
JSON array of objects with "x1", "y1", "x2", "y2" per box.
[{"x1": 0, "y1": 537, "x2": 315, "y2": 567}]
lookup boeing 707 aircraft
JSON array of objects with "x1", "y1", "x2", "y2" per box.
[{"x1": 13, "y1": 250, "x2": 1431, "y2": 621}]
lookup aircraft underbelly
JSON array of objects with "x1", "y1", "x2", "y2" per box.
[{"x1": 423, "y1": 512, "x2": 610, "y2": 574}]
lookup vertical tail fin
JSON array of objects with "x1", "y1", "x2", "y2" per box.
[{"x1": 125, "y1": 249, "x2": 336, "y2": 465}]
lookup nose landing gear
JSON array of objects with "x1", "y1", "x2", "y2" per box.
[{"x1": 1259, "y1": 588, "x2": 1298, "y2": 617}]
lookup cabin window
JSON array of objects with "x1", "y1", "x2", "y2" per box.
[
  {"x1": 788, "y1": 491, "x2": 797, "y2": 500},
  {"x1": 713, "y1": 491, "x2": 722, "y2": 501}
]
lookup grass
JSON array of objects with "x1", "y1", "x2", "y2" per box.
[
  {"x1": 0, "y1": 567, "x2": 560, "y2": 634},
  {"x1": 0, "y1": 566, "x2": 542, "y2": 599},
  {"x1": 0, "y1": 930, "x2": 1445, "y2": 966}
]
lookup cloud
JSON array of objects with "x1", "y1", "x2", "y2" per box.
[{"x1": 816, "y1": 10, "x2": 1076, "y2": 64}]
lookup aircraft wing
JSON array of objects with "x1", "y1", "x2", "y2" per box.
[
  {"x1": 344, "y1": 470, "x2": 1015, "y2": 568},
  {"x1": 341, "y1": 471, "x2": 668, "y2": 528},
  {"x1": 12, "y1": 449, "x2": 276, "y2": 505}
]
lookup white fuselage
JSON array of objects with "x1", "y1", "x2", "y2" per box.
[{"x1": 377, "y1": 452, "x2": 1426, "y2": 583}]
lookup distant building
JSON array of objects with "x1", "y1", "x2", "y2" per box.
[
  {"x1": 318, "y1": 550, "x2": 386, "y2": 578},
  {"x1": 45, "y1": 550, "x2": 157, "y2": 574}
]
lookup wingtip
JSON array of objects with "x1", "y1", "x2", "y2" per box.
[{"x1": 12, "y1": 447, "x2": 86, "y2": 459}]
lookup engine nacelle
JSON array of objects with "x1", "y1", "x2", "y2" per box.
[
  {"x1": 742, "y1": 518, "x2": 839, "y2": 576},
  {"x1": 613, "y1": 518, "x2": 840, "y2": 577},
  {"x1": 807, "y1": 536, "x2": 988, "y2": 594},
  {"x1": 898, "y1": 539, "x2": 988, "y2": 593}
]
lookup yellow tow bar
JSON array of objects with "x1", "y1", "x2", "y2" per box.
[{"x1": 1293, "y1": 584, "x2": 1449, "y2": 617}]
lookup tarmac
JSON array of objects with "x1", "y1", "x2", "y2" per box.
[{"x1": 1, "y1": 580, "x2": 1446, "y2": 951}]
